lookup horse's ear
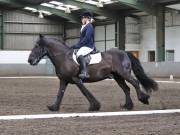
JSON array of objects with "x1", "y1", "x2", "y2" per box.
[{"x1": 39, "y1": 34, "x2": 44, "y2": 39}]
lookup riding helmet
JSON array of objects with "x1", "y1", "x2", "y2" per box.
[{"x1": 80, "y1": 11, "x2": 93, "y2": 19}]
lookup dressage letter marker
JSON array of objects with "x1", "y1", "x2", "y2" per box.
[{"x1": 0, "y1": 109, "x2": 179, "y2": 121}]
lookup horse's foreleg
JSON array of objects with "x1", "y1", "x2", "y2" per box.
[
  {"x1": 75, "y1": 80, "x2": 101, "y2": 111},
  {"x1": 114, "y1": 75, "x2": 133, "y2": 110},
  {"x1": 48, "y1": 80, "x2": 68, "y2": 111}
]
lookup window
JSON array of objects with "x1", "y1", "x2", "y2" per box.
[
  {"x1": 166, "y1": 50, "x2": 174, "y2": 61},
  {"x1": 148, "y1": 51, "x2": 155, "y2": 62}
]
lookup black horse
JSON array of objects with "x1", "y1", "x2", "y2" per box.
[{"x1": 28, "y1": 35, "x2": 158, "y2": 111}]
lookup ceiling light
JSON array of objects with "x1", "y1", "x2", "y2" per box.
[
  {"x1": 78, "y1": 0, "x2": 85, "y2": 2},
  {"x1": 49, "y1": 1, "x2": 63, "y2": 6},
  {"x1": 38, "y1": 11, "x2": 44, "y2": 18},
  {"x1": 101, "y1": 0, "x2": 111, "y2": 2},
  {"x1": 56, "y1": 6, "x2": 66, "y2": 11},
  {"x1": 167, "y1": 4, "x2": 180, "y2": 10},
  {"x1": 65, "y1": 6, "x2": 71, "y2": 13},
  {"x1": 24, "y1": 7, "x2": 37, "y2": 12},
  {"x1": 95, "y1": 16, "x2": 107, "y2": 20},
  {"x1": 65, "y1": 4, "x2": 78, "y2": 9},
  {"x1": 40, "y1": 10, "x2": 52, "y2": 16},
  {"x1": 85, "y1": 0, "x2": 98, "y2": 5},
  {"x1": 41, "y1": 3, "x2": 55, "y2": 8},
  {"x1": 97, "y1": 0, "x2": 103, "y2": 7}
]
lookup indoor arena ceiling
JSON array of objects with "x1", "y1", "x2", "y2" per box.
[{"x1": 0, "y1": 0, "x2": 180, "y2": 23}]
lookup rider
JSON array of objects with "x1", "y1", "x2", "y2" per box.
[{"x1": 71, "y1": 11, "x2": 95, "y2": 80}]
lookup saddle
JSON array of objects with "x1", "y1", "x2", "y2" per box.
[{"x1": 73, "y1": 49, "x2": 102, "y2": 65}]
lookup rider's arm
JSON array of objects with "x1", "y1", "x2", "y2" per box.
[{"x1": 71, "y1": 43, "x2": 81, "y2": 49}]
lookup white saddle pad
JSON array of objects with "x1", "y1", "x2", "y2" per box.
[{"x1": 73, "y1": 52, "x2": 102, "y2": 65}]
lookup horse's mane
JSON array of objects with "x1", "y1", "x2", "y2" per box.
[
  {"x1": 51, "y1": 38, "x2": 68, "y2": 46},
  {"x1": 47, "y1": 37, "x2": 70, "y2": 48}
]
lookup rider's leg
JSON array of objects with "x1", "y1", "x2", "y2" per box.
[
  {"x1": 76, "y1": 47, "x2": 93, "y2": 79},
  {"x1": 77, "y1": 55, "x2": 89, "y2": 79}
]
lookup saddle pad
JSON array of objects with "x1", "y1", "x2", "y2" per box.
[{"x1": 73, "y1": 52, "x2": 102, "y2": 65}]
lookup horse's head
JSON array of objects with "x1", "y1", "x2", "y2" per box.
[{"x1": 28, "y1": 34, "x2": 48, "y2": 65}]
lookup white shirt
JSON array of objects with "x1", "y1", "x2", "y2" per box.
[{"x1": 80, "y1": 21, "x2": 90, "y2": 33}]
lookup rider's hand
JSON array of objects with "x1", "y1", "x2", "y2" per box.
[
  {"x1": 70, "y1": 46, "x2": 75, "y2": 49},
  {"x1": 71, "y1": 44, "x2": 79, "y2": 49}
]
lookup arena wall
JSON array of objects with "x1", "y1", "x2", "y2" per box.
[
  {"x1": 0, "y1": 51, "x2": 179, "y2": 78},
  {"x1": 0, "y1": 51, "x2": 53, "y2": 76}
]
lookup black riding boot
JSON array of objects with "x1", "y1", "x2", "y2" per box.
[{"x1": 77, "y1": 55, "x2": 90, "y2": 79}]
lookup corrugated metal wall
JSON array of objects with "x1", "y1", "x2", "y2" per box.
[
  {"x1": 94, "y1": 25, "x2": 106, "y2": 51},
  {"x1": 65, "y1": 27, "x2": 80, "y2": 46},
  {"x1": 125, "y1": 17, "x2": 140, "y2": 51},
  {"x1": 126, "y1": 17, "x2": 140, "y2": 44},
  {"x1": 94, "y1": 24, "x2": 115, "y2": 51},
  {"x1": 140, "y1": 11, "x2": 180, "y2": 29},
  {"x1": 3, "y1": 10, "x2": 63, "y2": 50}
]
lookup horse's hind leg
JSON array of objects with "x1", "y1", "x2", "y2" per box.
[
  {"x1": 125, "y1": 75, "x2": 150, "y2": 105},
  {"x1": 114, "y1": 75, "x2": 133, "y2": 110},
  {"x1": 75, "y1": 80, "x2": 101, "y2": 111}
]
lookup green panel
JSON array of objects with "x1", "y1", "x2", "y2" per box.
[
  {"x1": 115, "y1": 16, "x2": 125, "y2": 50},
  {"x1": 156, "y1": 6, "x2": 165, "y2": 62},
  {"x1": 157, "y1": 46, "x2": 165, "y2": 61},
  {"x1": 0, "y1": 10, "x2": 3, "y2": 50}
]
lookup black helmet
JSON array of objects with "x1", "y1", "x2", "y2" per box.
[{"x1": 80, "y1": 11, "x2": 93, "y2": 19}]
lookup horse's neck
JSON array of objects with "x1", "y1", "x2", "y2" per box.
[{"x1": 46, "y1": 44, "x2": 69, "y2": 68}]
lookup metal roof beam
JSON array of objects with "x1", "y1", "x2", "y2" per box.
[
  {"x1": 0, "y1": 0, "x2": 79, "y2": 23},
  {"x1": 32, "y1": 5, "x2": 80, "y2": 23},
  {"x1": 154, "y1": 0, "x2": 180, "y2": 5},
  {"x1": 60, "y1": 0, "x2": 123, "y2": 20},
  {"x1": 0, "y1": 0, "x2": 23, "y2": 7},
  {"x1": 115, "y1": 0, "x2": 157, "y2": 15}
]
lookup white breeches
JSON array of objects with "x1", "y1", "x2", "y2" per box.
[{"x1": 76, "y1": 47, "x2": 94, "y2": 58}]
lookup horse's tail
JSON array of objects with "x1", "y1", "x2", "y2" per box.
[{"x1": 127, "y1": 52, "x2": 158, "y2": 92}]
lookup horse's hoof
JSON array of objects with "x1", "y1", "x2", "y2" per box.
[
  {"x1": 139, "y1": 93, "x2": 150, "y2": 105},
  {"x1": 47, "y1": 105, "x2": 59, "y2": 111},
  {"x1": 122, "y1": 102, "x2": 134, "y2": 110},
  {"x1": 89, "y1": 103, "x2": 101, "y2": 111},
  {"x1": 140, "y1": 99, "x2": 149, "y2": 104}
]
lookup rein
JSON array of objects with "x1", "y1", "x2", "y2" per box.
[
  {"x1": 46, "y1": 47, "x2": 73, "y2": 59},
  {"x1": 48, "y1": 52, "x2": 64, "y2": 57}
]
